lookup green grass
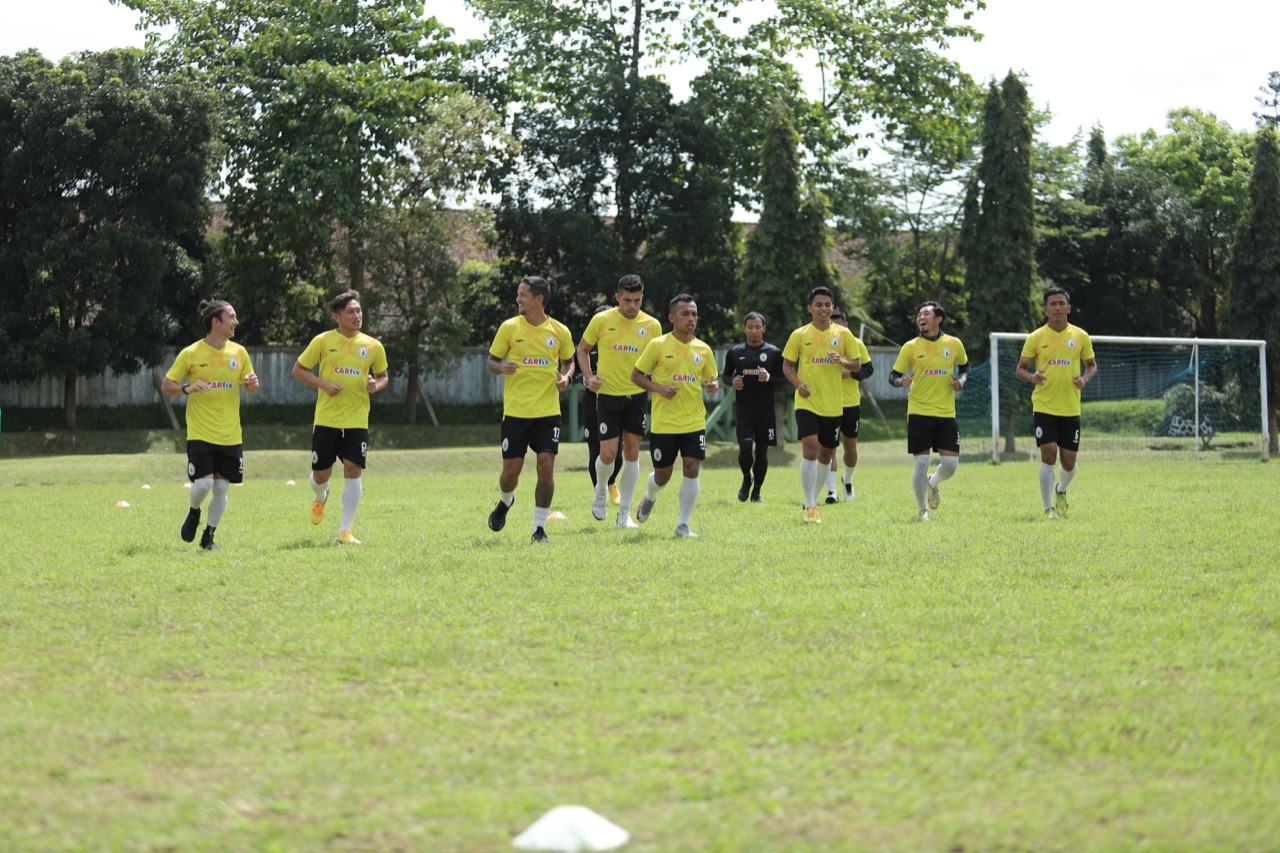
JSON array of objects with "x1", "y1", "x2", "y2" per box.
[{"x1": 2, "y1": 442, "x2": 1278, "y2": 851}]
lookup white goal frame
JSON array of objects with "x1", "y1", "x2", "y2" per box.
[{"x1": 989, "y1": 333, "x2": 1270, "y2": 463}]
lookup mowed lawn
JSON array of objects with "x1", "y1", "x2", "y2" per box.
[{"x1": 2, "y1": 441, "x2": 1278, "y2": 852}]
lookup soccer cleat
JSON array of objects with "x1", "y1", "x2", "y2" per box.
[
  {"x1": 674, "y1": 524, "x2": 698, "y2": 539},
  {"x1": 844, "y1": 482, "x2": 855, "y2": 502},
  {"x1": 608, "y1": 483, "x2": 621, "y2": 506},
  {"x1": 616, "y1": 515, "x2": 640, "y2": 530},
  {"x1": 803, "y1": 506, "x2": 821, "y2": 524},
  {"x1": 636, "y1": 496, "x2": 656, "y2": 524},
  {"x1": 927, "y1": 482, "x2": 940, "y2": 510},
  {"x1": 825, "y1": 490, "x2": 838, "y2": 505},
  {"x1": 737, "y1": 477, "x2": 753, "y2": 502},
  {"x1": 1054, "y1": 488, "x2": 1069, "y2": 517},
  {"x1": 310, "y1": 498, "x2": 326, "y2": 525},
  {"x1": 337, "y1": 530, "x2": 361, "y2": 544},
  {"x1": 591, "y1": 487, "x2": 608, "y2": 521},
  {"x1": 180, "y1": 507, "x2": 201, "y2": 543},
  {"x1": 918, "y1": 509, "x2": 930, "y2": 522},
  {"x1": 1044, "y1": 507, "x2": 1059, "y2": 521},
  {"x1": 531, "y1": 527, "x2": 550, "y2": 544},
  {"x1": 749, "y1": 492, "x2": 762, "y2": 503},
  {"x1": 488, "y1": 498, "x2": 513, "y2": 532},
  {"x1": 199, "y1": 526, "x2": 219, "y2": 551}
]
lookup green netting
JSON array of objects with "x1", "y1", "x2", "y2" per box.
[{"x1": 957, "y1": 339, "x2": 1266, "y2": 462}]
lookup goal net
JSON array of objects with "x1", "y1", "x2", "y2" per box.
[{"x1": 956, "y1": 334, "x2": 1269, "y2": 463}]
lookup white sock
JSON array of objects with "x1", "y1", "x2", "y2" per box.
[
  {"x1": 500, "y1": 489, "x2": 515, "y2": 506},
  {"x1": 309, "y1": 472, "x2": 328, "y2": 502},
  {"x1": 594, "y1": 456, "x2": 612, "y2": 497},
  {"x1": 912, "y1": 456, "x2": 930, "y2": 512},
  {"x1": 799, "y1": 458, "x2": 819, "y2": 507},
  {"x1": 207, "y1": 479, "x2": 230, "y2": 527},
  {"x1": 826, "y1": 467, "x2": 837, "y2": 492},
  {"x1": 843, "y1": 466, "x2": 855, "y2": 485},
  {"x1": 929, "y1": 456, "x2": 958, "y2": 487},
  {"x1": 618, "y1": 459, "x2": 641, "y2": 517},
  {"x1": 340, "y1": 477, "x2": 362, "y2": 531},
  {"x1": 533, "y1": 505, "x2": 549, "y2": 530},
  {"x1": 189, "y1": 478, "x2": 213, "y2": 508},
  {"x1": 1039, "y1": 462, "x2": 1056, "y2": 510},
  {"x1": 645, "y1": 472, "x2": 661, "y2": 502},
  {"x1": 677, "y1": 477, "x2": 700, "y2": 527},
  {"x1": 1058, "y1": 465, "x2": 1076, "y2": 492}
]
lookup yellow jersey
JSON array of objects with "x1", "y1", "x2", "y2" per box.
[
  {"x1": 580, "y1": 307, "x2": 661, "y2": 396},
  {"x1": 297, "y1": 330, "x2": 389, "y2": 429},
  {"x1": 1021, "y1": 323, "x2": 1095, "y2": 416},
  {"x1": 782, "y1": 323, "x2": 859, "y2": 417},
  {"x1": 166, "y1": 339, "x2": 255, "y2": 445},
  {"x1": 892, "y1": 334, "x2": 968, "y2": 418},
  {"x1": 841, "y1": 336, "x2": 873, "y2": 408},
  {"x1": 633, "y1": 333, "x2": 717, "y2": 434},
  {"x1": 490, "y1": 315, "x2": 575, "y2": 419}
]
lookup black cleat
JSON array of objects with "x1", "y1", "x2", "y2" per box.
[
  {"x1": 749, "y1": 492, "x2": 762, "y2": 503},
  {"x1": 199, "y1": 526, "x2": 220, "y2": 551},
  {"x1": 825, "y1": 490, "x2": 838, "y2": 505},
  {"x1": 181, "y1": 507, "x2": 201, "y2": 543},
  {"x1": 531, "y1": 527, "x2": 550, "y2": 544},
  {"x1": 737, "y1": 477, "x2": 753, "y2": 502},
  {"x1": 488, "y1": 498, "x2": 513, "y2": 532}
]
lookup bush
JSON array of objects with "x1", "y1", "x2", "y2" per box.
[{"x1": 1081, "y1": 399, "x2": 1165, "y2": 434}]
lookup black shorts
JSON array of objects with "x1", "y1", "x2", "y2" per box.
[
  {"x1": 582, "y1": 391, "x2": 599, "y2": 442},
  {"x1": 596, "y1": 393, "x2": 648, "y2": 442},
  {"x1": 907, "y1": 414, "x2": 960, "y2": 455},
  {"x1": 1034, "y1": 413, "x2": 1082, "y2": 452},
  {"x1": 840, "y1": 405, "x2": 861, "y2": 441},
  {"x1": 312, "y1": 426, "x2": 369, "y2": 471},
  {"x1": 187, "y1": 440, "x2": 244, "y2": 483},
  {"x1": 649, "y1": 431, "x2": 706, "y2": 468},
  {"x1": 501, "y1": 415, "x2": 562, "y2": 459},
  {"x1": 795, "y1": 409, "x2": 840, "y2": 449},
  {"x1": 735, "y1": 403, "x2": 778, "y2": 446}
]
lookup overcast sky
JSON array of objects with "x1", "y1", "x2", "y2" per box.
[{"x1": 3, "y1": 0, "x2": 1273, "y2": 149}]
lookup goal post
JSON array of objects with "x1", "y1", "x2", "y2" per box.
[{"x1": 974, "y1": 334, "x2": 1269, "y2": 463}]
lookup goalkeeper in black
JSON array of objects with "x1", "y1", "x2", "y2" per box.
[{"x1": 721, "y1": 311, "x2": 787, "y2": 502}]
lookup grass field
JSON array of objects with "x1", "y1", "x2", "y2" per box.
[{"x1": 2, "y1": 441, "x2": 1278, "y2": 852}]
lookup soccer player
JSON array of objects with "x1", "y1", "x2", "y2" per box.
[
  {"x1": 827, "y1": 308, "x2": 874, "y2": 503},
  {"x1": 782, "y1": 286, "x2": 861, "y2": 524},
  {"x1": 581, "y1": 305, "x2": 622, "y2": 506},
  {"x1": 577, "y1": 274, "x2": 662, "y2": 529},
  {"x1": 888, "y1": 301, "x2": 968, "y2": 521},
  {"x1": 721, "y1": 311, "x2": 785, "y2": 502},
  {"x1": 1015, "y1": 287, "x2": 1098, "y2": 518},
  {"x1": 629, "y1": 294, "x2": 720, "y2": 538},
  {"x1": 162, "y1": 299, "x2": 259, "y2": 551},
  {"x1": 486, "y1": 276, "x2": 576, "y2": 544},
  {"x1": 291, "y1": 290, "x2": 390, "y2": 545}
]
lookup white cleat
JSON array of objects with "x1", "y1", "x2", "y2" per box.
[
  {"x1": 616, "y1": 516, "x2": 640, "y2": 530},
  {"x1": 927, "y1": 483, "x2": 940, "y2": 510},
  {"x1": 674, "y1": 524, "x2": 698, "y2": 538},
  {"x1": 918, "y1": 509, "x2": 930, "y2": 522},
  {"x1": 590, "y1": 487, "x2": 608, "y2": 522}
]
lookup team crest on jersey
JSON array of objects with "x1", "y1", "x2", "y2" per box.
[
  {"x1": 942, "y1": 347, "x2": 952, "y2": 359},
  {"x1": 1068, "y1": 339, "x2": 1077, "y2": 350},
  {"x1": 830, "y1": 336, "x2": 840, "y2": 348},
  {"x1": 359, "y1": 346, "x2": 369, "y2": 359},
  {"x1": 693, "y1": 353, "x2": 702, "y2": 365},
  {"x1": 638, "y1": 328, "x2": 648, "y2": 338},
  {"x1": 545, "y1": 335, "x2": 556, "y2": 349},
  {"x1": 228, "y1": 357, "x2": 239, "y2": 370},
  {"x1": 759, "y1": 353, "x2": 767, "y2": 362}
]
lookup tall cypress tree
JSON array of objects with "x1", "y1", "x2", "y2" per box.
[
  {"x1": 959, "y1": 72, "x2": 1037, "y2": 359},
  {"x1": 740, "y1": 102, "x2": 838, "y2": 335},
  {"x1": 1228, "y1": 125, "x2": 1280, "y2": 453}
]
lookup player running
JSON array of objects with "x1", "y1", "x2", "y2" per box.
[
  {"x1": 629, "y1": 294, "x2": 719, "y2": 538},
  {"x1": 162, "y1": 299, "x2": 260, "y2": 551},
  {"x1": 888, "y1": 301, "x2": 968, "y2": 521},
  {"x1": 292, "y1": 290, "x2": 390, "y2": 544},
  {"x1": 576, "y1": 274, "x2": 661, "y2": 529},
  {"x1": 1015, "y1": 287, "x2": 1098, "y2": 518},
  {"x1": 721, "y1": 311, "x2": 785, "y2": 502},
  {"x1": 827, "y1": 308, "x2": 874, "y2": 503},
  {"x1": 486, "y1": 276, "x2": 575, "y2": 544}
]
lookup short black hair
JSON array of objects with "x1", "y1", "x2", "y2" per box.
[
  {"x1": 807, "y1": 286, "x2": 835, "y2": 305},
  {"x1": 1043, "y1": 286, "x2": 1071, "y2": 304},
  {"x1": 830, "y1": 307, "x2": 847, "y2": 322},
  {"x1": 617, "y1": 274, "x2": 644, "y2": 293},
  {"x1": 668, "y1": 293, "x2": 696, "y2": 313},
  {"x1": 332, "y1": 290, "x2": 361, "y2": 313},
  {"x1": 521, "y1": 276, "x2": 551, "y2": 305},
  {"x1": 198, "y1": 299, "x2": 231, "y2": 333},
  {"x1": 743, "y1": 311, "x2": 766, "y2": 325},
  {"x1": 918, "y1": 301, "x2": 945, "y2": 324}
]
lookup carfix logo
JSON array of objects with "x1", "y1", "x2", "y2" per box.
[{"x1": 334, "y1": 367, "x2": 362, "y2": 376}]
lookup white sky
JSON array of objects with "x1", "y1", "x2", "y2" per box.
[{"x1": 2, "y1": 0, "x2": 1272, "y2": 148}]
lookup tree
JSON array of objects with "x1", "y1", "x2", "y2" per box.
[
  {"x1": 740, "y1": 103, "x2": 838, "y2": 336},
  {"x1": 361, "y1": 92, "x2": 512, "y2": 424},
  {"x1": 0, "y1": 49, "x2": 215, "y2": 429},
  {"x1": 959, "y1": 72, "x2": 1037, "y2": 356},
  {"x1": 1227, "y1": 125, "x2": 1280, "y2": 453},
  {"x1": 1254, "y1": 71, "x2": 1280, "y2": 128},
  {"x1": 123, "y1": 0, "x2": 459, "y2": 343}
]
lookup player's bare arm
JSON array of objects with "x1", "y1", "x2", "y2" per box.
[
  {"x1": 291, "y1": 361, "x2": 344, "y2": 396},
  {"x1": 556, "y1": 359, "x2": 574, "y2": 392},
  {"x1": 1015, "y1": 356, "x2": 1045, "y2": 385},
  {"x1": 575, "y1": 338, "x2": 602, "y2": 392},
  {"x1": 1073, "y1": 357, "x2": 1098, "y2": 389},
  {"x1": 630, "y1": 367, "x2": 677, "y2": 400},
  {"x1": 783, "y1": 359, "x2": 810, "y2": 398},
  {"x1": 244, "y1": 373, "x2": 260, "y2": 394},
  {"x1": 486, "y1": 354, "x2": 518, "y2": 376},
  {"x1": 366, "y1": 371, "x2": 389, "y2": 395}
]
